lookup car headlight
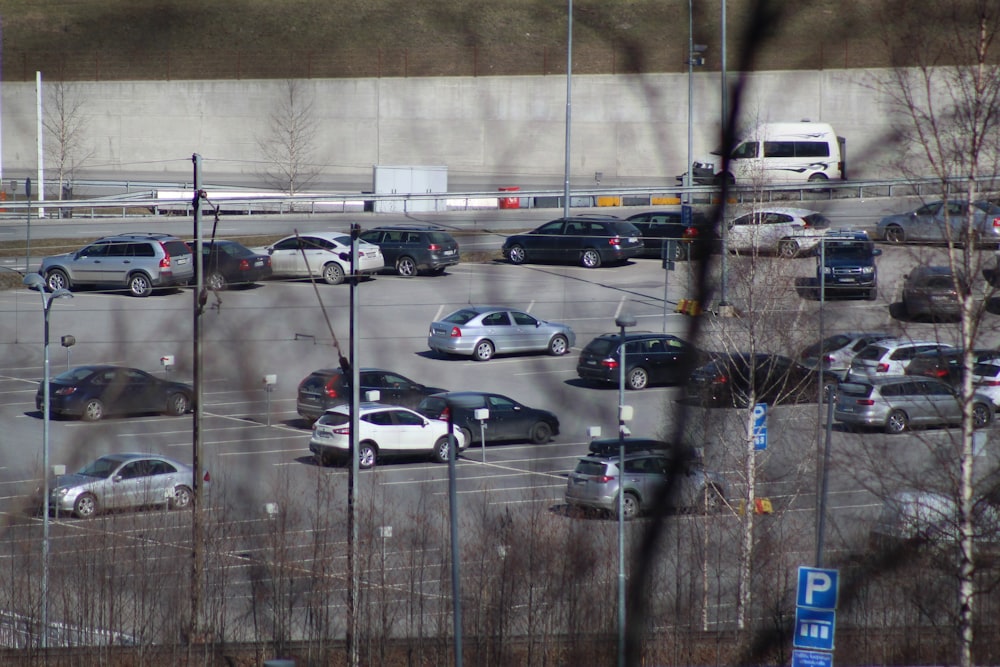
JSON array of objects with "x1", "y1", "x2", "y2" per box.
[
  {"x1": 861, "y1": 266, "x2": 875, "y2": 274},
  {"x1": 54, "y1": 487, "x2": 70, "y2": 497},
  {"x1": 822, "y1": 267, "x2": 833, "y2": 275}
]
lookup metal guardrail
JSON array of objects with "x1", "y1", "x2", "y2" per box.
[{"x1": 0, "y1": 175, "x2": 997, "y2": 219}]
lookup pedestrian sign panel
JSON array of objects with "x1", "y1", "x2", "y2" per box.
[
  {"x1": 797, "y1": 566, "x2": 839, "y2": 609},
  {"x1": 793, "y1": 607, "x2": 836, "y2": 651},
  {"x1": 792, "y1": 649, "x2": 833, "y2": 667}
]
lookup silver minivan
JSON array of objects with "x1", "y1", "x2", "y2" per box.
[{"x1": 834, "y1": 376, "x2": 993, "y2": 434}]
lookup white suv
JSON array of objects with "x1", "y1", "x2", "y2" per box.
[
  {"x1": 309, "y1": 402, "x2": 466, "y2": 468},
  {"x1": 846, "y1": 339, "x2": 955, "y2": 381},
  {"x1": 727, "y1": 207, "x2": 831, "y2": 258}
]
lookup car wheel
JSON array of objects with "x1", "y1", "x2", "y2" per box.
[
  {"x1": 206, "y1": 271, "x2": 226, "y2": 290},
  {"x1": 973, "y1": 403, "x2": 993, "y2": 429},
  {"x1": 618, "y1": 492, "x2": 640, "y2": 520},
  {"x1": 885, "y1": 225, "x2": 905, "y2": 244},
  {"x1": 507, "y1": 244, "x2": 527, "y2": 265},
  {"x1": 473, "y1": 340, "x2": 495, "y2": 361},
  {"x1": 74, "y1": 493, "x2": 98, "y2": 518},
  {"x1": 626, "y1": 367, "x2": 649, "y2": 390},
  {"x1": 395, "y1": 256, "x2": 417, "y2": 277},
  {"x1": 432, "y1": 436, "x2": 452, "y2": 463},
  {"x1": 778, "y1": 239, "x2": 799, "y2": 258},
  {"x1": 81, "y1": 399, "x2": 105, "y2": 422},
  {"x1": 128, "y1": 272, "x2": 153, "y2": 297},
  {"x1": 171, "y1": 485, "x2": 193, "y2": 510},
  {"x1": 529, "y1": 421, "x2": 553, "y2": 444},
  {"x1": 580, "y1": 248, "x2": 602, "y2": 268},
  {"x1": 45, "y1": 269, "x2": 71, "y2": 292},
  {"x1": 701, "y1": 484, "x2": 725, "y2": 514},
  {"x1": 672, "y1": 242, "x2": 688, "y2": 261},
  {"x1": 322, "y1": 262, "x2": 345, "y2": 285},
  {"x1": 866, "y1": 287, "x2": 878, "y2": 301},
  {"x1": 548, "y1": 334, "x2": 569, "y2": 356},
  {"x1": 165, "y1": 392, "x2": 190, "y2": 416},
  {"x1": 885, "y1": 409, "x2": 909, "y2": 434},
  {"x1": 358, "y1": 442, "x2": 377, "y2": 469}
]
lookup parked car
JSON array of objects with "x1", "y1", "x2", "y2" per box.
[
  {"x1": 901, "y1": 265, "x2": 962, "y2": 321},
  {"x1": 624, "y1": 209, "x2": 715, "y2": 260},
  {"x1": 813, "y1": 230, "x2": 881, "y2": 300},
  {"x1": 39, "y1": 232, "x2": 195, "y2": 297},
  {"x1": 257, "y1": 232, "x2": 383, "y2": 285},
  {"x1": 905, "y1": 348, "x2": 997, "y2": 389},
  {"x1": 726, "y1": 207, "x2": 830, "y2": 258},
  {"x1": 870, "y1": 489, "x2": 1000, "y2": 552},
  {"x1": 798, "y1": 332, "x2": 894, "y2": 377},
  {"x1": 427, "y1": 305, "x2": 575, "y2": 361},
  {"x1": 296, "y1": 367, "x2": 446, "y2": 424},
  {"x1": 686, "y1": 353, "x2": 839, "y2": 408},
  {"x1": 846, "y1": 339, "x2": 955, "y2": 381},
  {"x1": 45, "y1": 453, "x2": 196, "y2": 518},
  {"x1": 36, "y1": 365, "x2": 192, "y2": 422},
  {"x1": 502, "y1": 215, "x2": 643, "y2": 268},
  {"x1": 876, "y1": 199, "x2": 1000, "y2": 246},
  {"x1": 189, "y1": 239, "x2": 272, "y2": 290},
  {"x1": 359, "y1": 225, "x2": 460, "y2": 276},
  {"x1": 309, "y1": 402, "x2": 466, "y2": 468},
  {"x1": 576, "y1": 332, "x2": 702, "y2": 390},
  {"x1": 416, "y1": 391, "x2": 559, "y2": 446},
  {"x1": 834, "y1": 376, "x2": 993, "y2": 434},
  {"x1": 564, "y1": 438, "x2": 727, "y2": 519},
  {"x1": 971, "y1": 356, "x2": 1000, "y2": 406}
]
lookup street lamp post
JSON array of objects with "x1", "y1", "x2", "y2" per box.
[
  {"x1": 23, "y1": 272, "x2": 72, "y2": 649},
  {"x1": 615, "y1": 313, "x2": 636, "y2": 667}
]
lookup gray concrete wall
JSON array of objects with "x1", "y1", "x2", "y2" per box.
[{"x1": 0, "y1": 68, "x2": 903, "y2": 191}]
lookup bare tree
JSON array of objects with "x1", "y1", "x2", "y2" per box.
[
  {"x1": 43, "y1": 81, "x2": 94, "y2": 200},
  {"x1": 256, "y1": 80, "x2": 322, "y2": 195}
]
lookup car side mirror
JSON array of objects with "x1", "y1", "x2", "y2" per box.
[
  {"x1": 113, "y1": 475, "x2": 123, "y2": 483},
  {"x1": 873, "y1": 248, "x2": 882, "y2": 256},
  {"x1": 536, "y1": 321, "x2": 542, "y2": 328},
  {"x1": 266, "y1": 247, "x2": 274, "y2": 255}
]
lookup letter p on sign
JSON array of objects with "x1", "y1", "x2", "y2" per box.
[{"x1": 797, "y1": 567, "x2": 838, "y2": 610}]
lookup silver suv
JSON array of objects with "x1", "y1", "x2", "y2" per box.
[
  {"x1": 564, "y1": 438, "x2": 727, "y2": 519},
  {"x1": 40, "y1": 233, "x2": 195, "y2": 297}
]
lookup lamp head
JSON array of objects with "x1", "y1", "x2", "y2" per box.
[
  {"x1": 615, "y1": 314, "x2": 637, "y2": 329},
  {"x1": 22, "y1": 273, "x2": 45, "y2": 292},
  {"x1": 52, "y1": 289, "x2": 73, "y2": 301}
]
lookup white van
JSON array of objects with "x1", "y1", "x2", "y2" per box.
[{"x1": 692, "y1": 121, "x2": 845, "y2": 186}]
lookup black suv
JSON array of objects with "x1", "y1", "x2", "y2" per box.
[
  {"x1": 814, "y1": 231, "x2": 881, "y2": 300},
  {"x1": 296, "y1": 367, "x2": 446, "y2": 424},
  {"x1": 625, "y1": 209, "x2": 715, "y2": 260},
  {"x1": 359, "y1": 225, "x2": 460, "y2": 276},
  {"x1": 39, "y1": 232, "x2": 195, "y2": 297},
  {"x1": 502, "y1": 215, "x2": 643, "y2": 268},
  {"x1": 577, "y1": 332, "x2": 701, "y2": 390}
]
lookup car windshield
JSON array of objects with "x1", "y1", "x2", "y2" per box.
[
  {"x1": 443, "y1": 309, "x2": 479, "y2": 325},
  {"x1": 801, "y1": 335, "x2": 853, "y2": 357},
  {"x1": 76, "y1": 456, "x2": 122, "y2": 479}
]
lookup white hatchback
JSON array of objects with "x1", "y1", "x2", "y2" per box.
[
  {"x1": 846, "y1": 339, "x2": 955, "y2": 381},
  {"x1": 258, "y1": 231, "x2": 383, "y2": 285},
  {"x1": 972, "y1": 357, "x2": 1000, "y2": 406},
  {"x1": 309, "y1": 402, "x2": 466, "y2": 469}
]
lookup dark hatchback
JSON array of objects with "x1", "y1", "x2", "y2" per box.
[
  {"x1": 502, "y1": 216, "x2": 643, "y2": 268},
  {"x1": 359, "y1": 225, "x2": 460, "y2": 277},
  {"x1": 416, "y1": 391, "x2": 559, "y2": 445},
  {"x1": 190, "y1": 239, "x2": 272, "y2": 290},
  {"x1": 296, "y1": 367, "x2": 446, "y2": 424},
  {"x1": 625, "y1": 210, "x2": 715, "y2": 260},
  {"x1": 686, "y1": 353, "x2": 839, "y2": 408},
  {"x1": 37, "y1": 365, "x2": 193, "y2": 422},
  {"x1": 904, "y1": 348, "x2": 997, "y2": 390},
  {"x1": 577, "y1": 332, "x2": 702, "y2": 390}
]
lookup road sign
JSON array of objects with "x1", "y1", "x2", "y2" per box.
[
  {"x1": 797, "y1": 566, "x2": 839, "y2": 609},
  {"x1": 753, "y1": 403, "x2": 767, "y2": 450},
  {"x1": 792, "y1": 649, "x2": 834, "y2": 667},
  {"x1": 793, "y1": 607, "x2": 836, "y2": 651}
]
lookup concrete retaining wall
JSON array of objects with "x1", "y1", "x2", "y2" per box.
[{"x1": 0, "y1": 68, "x2": 905, "y2": 191}]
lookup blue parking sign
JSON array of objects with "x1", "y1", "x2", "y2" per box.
[
  {"x1": 794, "y1": 607, "x2": 836, "y2": 651},
  {"x1": 753, "y1": 403, "x2": 767, "y2": 450},
  {"x1": 797, "y1": 566, "x2": 839, "y2": 609}
]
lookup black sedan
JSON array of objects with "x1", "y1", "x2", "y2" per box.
[
  {"x1": 685, "y1": 353, "x2": 839, "y2": 408},
  {"x1": 416, "y1": 392, "x2": 559, "y2": 446},
  {"x1": 189, "y1": 239, "x2": 272, "y2": 290},
  {"x1": 36, "y1": 365, "x2": 193, "y2": 421},
  {"x1": 625, "y1": 210, "x2": 715, "y2": 260}
]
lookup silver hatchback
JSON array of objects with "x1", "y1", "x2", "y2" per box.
[
  {"x1": 427, "y1": 305, "x2": 575, "y2": 361},
  {"x1": 834, "y1": 376, "x2": 993, "y2": 434}
]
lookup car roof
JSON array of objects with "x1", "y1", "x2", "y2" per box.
[
  {"x1": 592, "y1": 331, "x2": 674, "y2": 340},
  {"x1": 279, "y1": 231, "x2": 352, "y2": 242},
  {"x1": 869, "y1": 338, "x2": 951, "y2": 348},
  {"x1": 95, "y1": 232, "x2": 183, "y2": 242},
  {"x1": 453, "y1": 305, "x2": 523, "y2": 314},
  {"x1": 857, "y1": 375, "x2": 952, "y2": 386},
  {"x1": 367, "y1": 224, "x2": 448, "y2": 231},
  {"x1": 327, "y1": 401, "x2": 416, "y2": 414},
  {"x1": 427, "y1": 391, "x2": 497, "y2": 399},
  {"x1": 738, "y1": 207, "x2": 821, "y2": 217}
]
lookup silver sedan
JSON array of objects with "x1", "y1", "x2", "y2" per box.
[
  {"x1": 876, "y1": 200, "x2": 1000, "y2": 245},
  {"x1": 46, "y1": 453, "x2": 196, "y2": 518},
  {"x1": 427, "y1": 305, "x2": 575, "y2": 361}
]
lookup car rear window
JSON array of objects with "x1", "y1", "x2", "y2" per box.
[
  {"x1": 583, "y1": 338, "x2": 617, "y2": 356},
  {"x1": 162, "y1": 240, "x2": 192, "y2": 257},
  {"x1": 426, "y1": 232, "x2": 454, "y2": 244},
  {"x1": 443, "y1": 309, "x2": 479, "y2": 325},
  {"x1": 610, "y1": 222, "x2": 641, "y2": 236},
  {"x1": 803, "y1": 213, "x2": 831, "y2": 228},
  {"x1": 839, "y1": 382, "x2": 873, "y2": 397},
  {"x1": 418, "y1": 397, "x2": 448, "y2": 415},
  {"x1": 317, "y1": 412, "x2": 349, "y2": 426},
  {"x1": 574, "y1": 459, "x2": 609, "y2": 476},
  {"x1": 802, "y1": 335, "x2": 853, "y2": 357},
  {"x1": 855, "y1": 345, "x2": 889, "y2": 361},
  {"x1": 974, "y1": 363, "x2": 1000, "y2": 378},
  {"x1": 301, "y1": 372, "x2": 338, "y2": 392}
]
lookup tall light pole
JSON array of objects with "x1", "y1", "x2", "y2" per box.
[
  {"x1": 615, "y1": 313, "x2": 635, "y2": 667},
  {"x1": 562, "y1": 0, "x2": 573, "y2": 219},
  {"x1": 23, "y1": 272, "x2": 73, "y2": 649}
]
